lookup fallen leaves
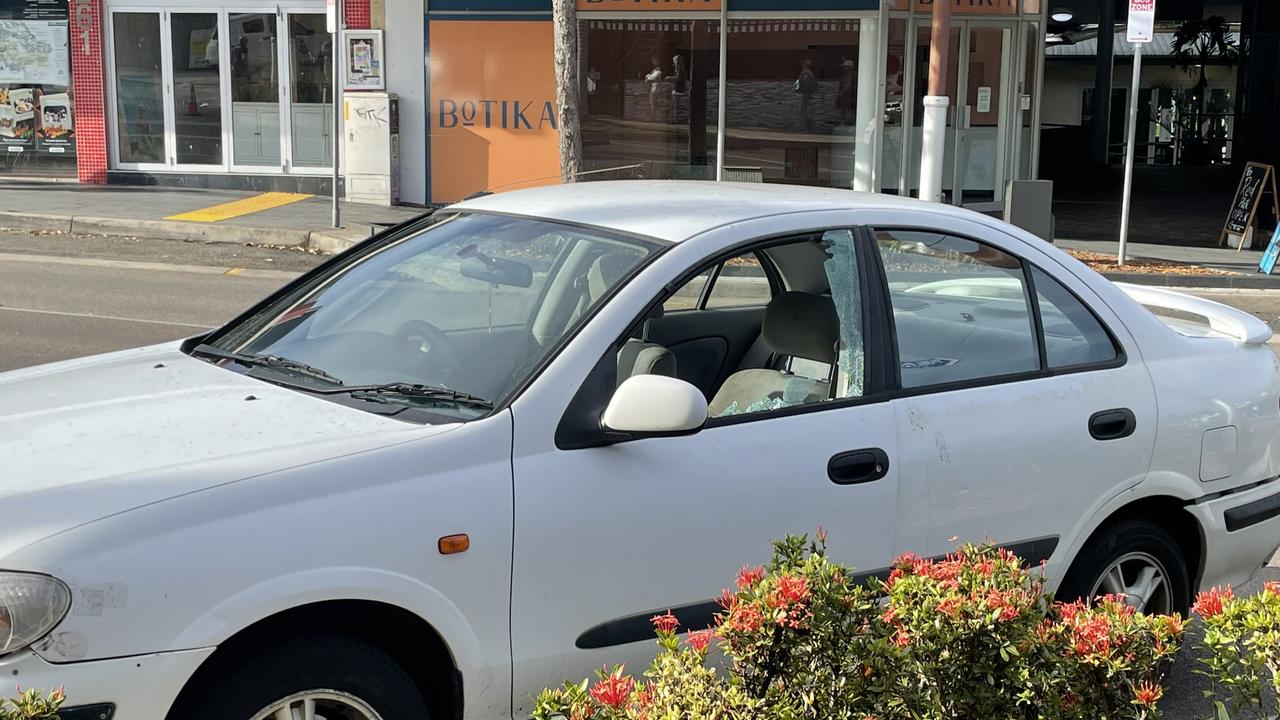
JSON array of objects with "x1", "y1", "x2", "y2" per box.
[{"x1": 1066, "y1": 249, "x2": 1238, "y2": 276}]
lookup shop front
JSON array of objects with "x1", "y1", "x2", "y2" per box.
[
  {"x1": 0, "y1": 0, "x2": 77, "y2": 177},
  {"x1": 425, "y1": 0, "x2": 1046, "y2": 209},
  {"x1": 102, "y1": 0, "x2": 334, "y2": 187}
]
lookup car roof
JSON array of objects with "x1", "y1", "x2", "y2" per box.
[{"x1": 449, "y1": 180, "x2": 978, "y2": 243}]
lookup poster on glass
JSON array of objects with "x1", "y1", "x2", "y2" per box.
[
  {"x1": 343, "y1": 29, "x2": 384, "y2": 91},
  {"x1": 0, "y1": 87, "x2": 35, "y2": 150}
]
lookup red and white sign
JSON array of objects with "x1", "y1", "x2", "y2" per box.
[{"x1": 1128, "y1": 0, "x2": 1156, "y2": 43}]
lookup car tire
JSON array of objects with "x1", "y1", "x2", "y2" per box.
[
  {"x1": 173, "y1": 633, "x2": 429, "y2": 720},
  {"x1": 1057, "y1": 519, "x2": 1192, "y2": 616}
]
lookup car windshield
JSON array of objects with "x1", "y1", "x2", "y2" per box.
[{"x1": 201, "y1": 212, "x2": 658, "y2": 422}]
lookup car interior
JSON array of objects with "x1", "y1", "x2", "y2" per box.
[{"x1": 610, "y1": 228, "x2": 1118, "y2": 417}]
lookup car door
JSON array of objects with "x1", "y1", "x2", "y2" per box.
[
  {"x1": 868, "y1": 221, "x2": 1157, "y2": 570},
  {"x1": 506, "y1": 226, "x2": 906, "y2": 717}
]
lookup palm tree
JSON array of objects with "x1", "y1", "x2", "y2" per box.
[
  {"x1": 552, "y1": 0, "x2": 583, "y2": 183},
  {"x1": 1171, "y1": 15, "x2": 1238, "y2": 160}
]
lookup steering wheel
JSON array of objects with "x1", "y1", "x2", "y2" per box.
[{"x1": 395, "y1": 320, "x2": 460, "y2": 384}]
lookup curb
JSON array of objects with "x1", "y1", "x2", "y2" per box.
[
  {"x1": 0, "y1": 211, "x2": 369, "y2": 252},
  {"x1": 1101, "y1": 271, "x2": 1280, "y2": 290}
]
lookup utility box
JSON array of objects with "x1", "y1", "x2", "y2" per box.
[
  {"x1": 1004, "y1": 180, "x2": 1055, "y2": 243},
  {"x1": 343, "y1": 92, "x2": 400, "y2": 206}
]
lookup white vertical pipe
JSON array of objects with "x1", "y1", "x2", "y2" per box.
[
  {"x1": 1118, "y1": 43, "x2": 1143, "y2": 266},
  {"x1": 919, "y1": 95, "x2": 949, "y2": 203},
  {"x1": 716, "y1": 1, "x2": 727, "y2": 181}
]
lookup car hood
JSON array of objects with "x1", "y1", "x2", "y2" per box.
[{"x1": 0, "y1": 343, "x2": 454, "y2": 556}]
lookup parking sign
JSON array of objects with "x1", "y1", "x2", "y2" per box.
[{"x1": 1128, "y1": 0, "x2": 1156, "y2": 43}]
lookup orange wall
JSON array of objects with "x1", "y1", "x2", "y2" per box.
[{"x1": 428, "y1": 20, "x2": 561, "y2": 204}]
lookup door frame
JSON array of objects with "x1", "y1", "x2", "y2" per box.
[
  {"x1": 890, "y1": 12, "x2": 1030, "y2": 209},
  {"x1": 102, "y1": 0, "x2": 330, "y2": 175}
]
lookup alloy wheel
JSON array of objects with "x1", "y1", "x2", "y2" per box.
[
  {"x1": 1087, "y1": 551, "x2": 1173, "y2": 614},
  {"x1": 250, "y1": 690, "x2": 383, "y2": 720}
]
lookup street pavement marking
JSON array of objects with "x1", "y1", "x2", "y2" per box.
[
  {"x1": 164, "y1": 192, "x2": 312, "y2": 223},
  {"x1": 0, "y1": 306, "x2": 217, "y2": 329}
]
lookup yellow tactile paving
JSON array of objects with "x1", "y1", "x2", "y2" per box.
[{"x1": 165, "y1": 192, "x2": 312, "y2": 223}]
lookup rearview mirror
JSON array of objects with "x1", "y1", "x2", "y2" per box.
[
  {"x1": 602, "y1": 375, "x2": 708, "y2": 437},
  {"x1": 460, "y1": 254, "x2": 534, "y2": 288}
]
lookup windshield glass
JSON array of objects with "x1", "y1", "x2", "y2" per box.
[{"x1": 204, "y1": 212, "x2": 658, "y2": 421}]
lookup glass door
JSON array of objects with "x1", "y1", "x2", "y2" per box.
[
  {"x1": 952, "y1": 22, "x2": 1014, "y2": 208},
  {"x1": 110, "y1": 11, "x2": 168, "y2": 167},
  {"x1": 228, "y1": 11, "x2": 282, "y2": 168},
  {"x1": 169, "y1": 12, "x2": 225, "y2": 167},
  {"x1": 284, "y1": 11, "x2": 333, "y2": 169}
]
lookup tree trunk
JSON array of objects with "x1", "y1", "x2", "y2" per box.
[{"x1": 552, "y1": 0, "x2": 583, "y2": 183}]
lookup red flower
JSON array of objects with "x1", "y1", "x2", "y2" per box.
[
  {"x1": 736, "y1": 566, "x2": 766, "y2": 590},
  {"x1": 728, "y1": 603, "x2": 764, "y2": 633},
  {"x1": 1265, "y1": 581, "x2": 1280, "y2": 597},
  {"x1": 894, "y1": 628, "x2": 911, "y2": 647},
  {"x1": 685, "y1": 629, "x2": 716, "y2": 653},
  {"x1": 772, "y1": 575, "x2": 810, "y2": 606},
  {"x1": 590, "y1": 673, "x2": 634, "y2": 710},
  {"x1": 886, "y1": 567, "x2": 905, "y2": 589},
  {"x1": 881, "y1": 606, "x2": 899, "y2": 624},
  {"x1": 1193, "y1": 587, "x2": 1234, "y2": 618},
  {"x1": 937, "y1": 594, "x2": 963, "y2": 618},
  {"x1": 892, "y1": 552, "x2": 920, "y2": 569},
  {"x1": 1134, "y1": 681, "x2": 1163, "y2": 706},
  {"x1": 650, "y1": 611, "x2": 679, "y2": 634},
  {"x1": 718, "y1": 588, "x2": 738, "y2": 612}
]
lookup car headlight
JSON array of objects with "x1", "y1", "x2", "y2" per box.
[{"x1": 0, "y1": 572, "x2": 71, "y2": 656}]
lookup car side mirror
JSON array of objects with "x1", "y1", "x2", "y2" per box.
[{"x1": 602, "y1": 375, "x2": 708, "y2": 437}]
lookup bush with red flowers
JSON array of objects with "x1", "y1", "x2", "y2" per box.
[
  {"x1": 1192, "y1": 582, "x2": 1280, "y2": 719},
  {"x1": 531, "y1": 535, "x2": 1182, "y2": 720}
]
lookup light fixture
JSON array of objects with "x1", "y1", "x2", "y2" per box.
[{"x1": 1050, "y1": 8, "x2": 1075, "y2": 23}]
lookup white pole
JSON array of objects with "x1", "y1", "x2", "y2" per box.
[
  {"x1": 853, "y1": 17, "x2": 879, "y2": 192},
  {"x1": 332, "y1": 0, "x2": 343, "y2": 228},
  {"x1": 919, "y1": 0, "x2": 951, "y2": 204},
  {"x1": 715, "y1": 2, "x2": 727, "y2": 181},
  {"x1": 1118, "y1": 43, "x2": 1143, "y2": 266}
]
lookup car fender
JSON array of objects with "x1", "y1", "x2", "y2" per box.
[
  {"x1": 170, "y1": 565, "x2": 479, "y2": 668},
  {"x1": 1049, "y1": 469, "x2": 1204, "y2": 590}
]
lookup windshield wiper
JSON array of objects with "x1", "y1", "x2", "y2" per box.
[
  {"x1": 341, "y1": 383, "x2": 495, "y2": 410},
  {"x1": 191, "y1": 344, "x2": 345, "y2": 386}
]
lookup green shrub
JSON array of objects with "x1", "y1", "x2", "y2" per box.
[
  {"x1": 0, "y1": 689, "x2": 64, "y2": 720},
  {"x1": 1193, "y1": 582, "x2": 1280, "y2": 718},
  {"x1": 533, "y1": 534, "x2": 1182, "y2": 720}
]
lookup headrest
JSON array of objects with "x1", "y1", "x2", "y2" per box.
[
  {"x1": 762, "y1": 291, "x2": 840, "y2": 365},
  {"x1": 588, "y1": 252, "x2": 639, "y2": 299}
]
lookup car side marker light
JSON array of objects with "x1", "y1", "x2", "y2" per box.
[{"x1": 438, "y1": 534, "x2": 470, "y2": 555}]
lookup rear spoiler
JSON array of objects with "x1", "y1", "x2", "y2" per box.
[{"x1": 1116, "y1": 283, "x2": 1274, "y2": 346}]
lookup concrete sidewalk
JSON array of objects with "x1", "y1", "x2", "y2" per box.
[
  {"x1": 0, "y1": 180, "x2": 425, "y2": 252},
  {"x1": 1057, "y1": 238, "x2": 1280, "y2": 289}
]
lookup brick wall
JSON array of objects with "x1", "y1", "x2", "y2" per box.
[{"x1": 71, "y1": 0, "x2": 107, "y2": 183}]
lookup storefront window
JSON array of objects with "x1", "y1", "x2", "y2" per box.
[
  {"x1": 230, "y1": 12, "x2": 281, "y2": 166},
  {"x1": 880, "y1": 17, "x2": 907, "y2": 193},
  {"x1": 170, "y1": 13, "x2": 222, "y2": 165},
  {"x1": 288, "y1": 13, "x2": 333, "y2": 168},
  {"x1": 723, "y1": 19, "x2": 881, "y2": 190},
  {"x1": 113, "y1": 12, "x2": 166, "y2": 165},
  {"x1": 579, "y1": 19, "x2": 720, "y2": 181},
  {"x1": 0, "y1": 0, "x2": 75, "y2": 176}
]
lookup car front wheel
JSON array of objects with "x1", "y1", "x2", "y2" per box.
[
  {"x1": 1057, "y1": 519, "x2": 1192, "y2": 616},
  {"x1": 174, "y1": 634, "x2": 429, "y2": 720}
]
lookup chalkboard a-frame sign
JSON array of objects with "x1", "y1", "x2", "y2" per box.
[{"x1": 1220, "y1": 162, "x2": 1279, "y2": 251}]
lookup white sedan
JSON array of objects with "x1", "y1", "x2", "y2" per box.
[{"x1": 2, "y1": 182, "x2": 1280, "y2": 720}]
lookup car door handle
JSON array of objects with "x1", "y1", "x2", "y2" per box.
[
  {"x1": 1089, "y1": 408, "x2": 1137, "y2": 441},
  {"x1": 828, "y1": 448, "x2": 890, "y2": 485}
]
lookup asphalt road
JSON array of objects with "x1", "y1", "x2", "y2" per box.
[
  {"x1": 1, "y1": 229, "x2": 1279, "y2": 718},
  {"x1": 0, "y1": 230, "x2": 321, "y2": 372}
]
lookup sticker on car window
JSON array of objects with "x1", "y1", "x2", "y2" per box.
[{"x1": 902, "y1": 358, "x2": 961, "y2": 370}]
